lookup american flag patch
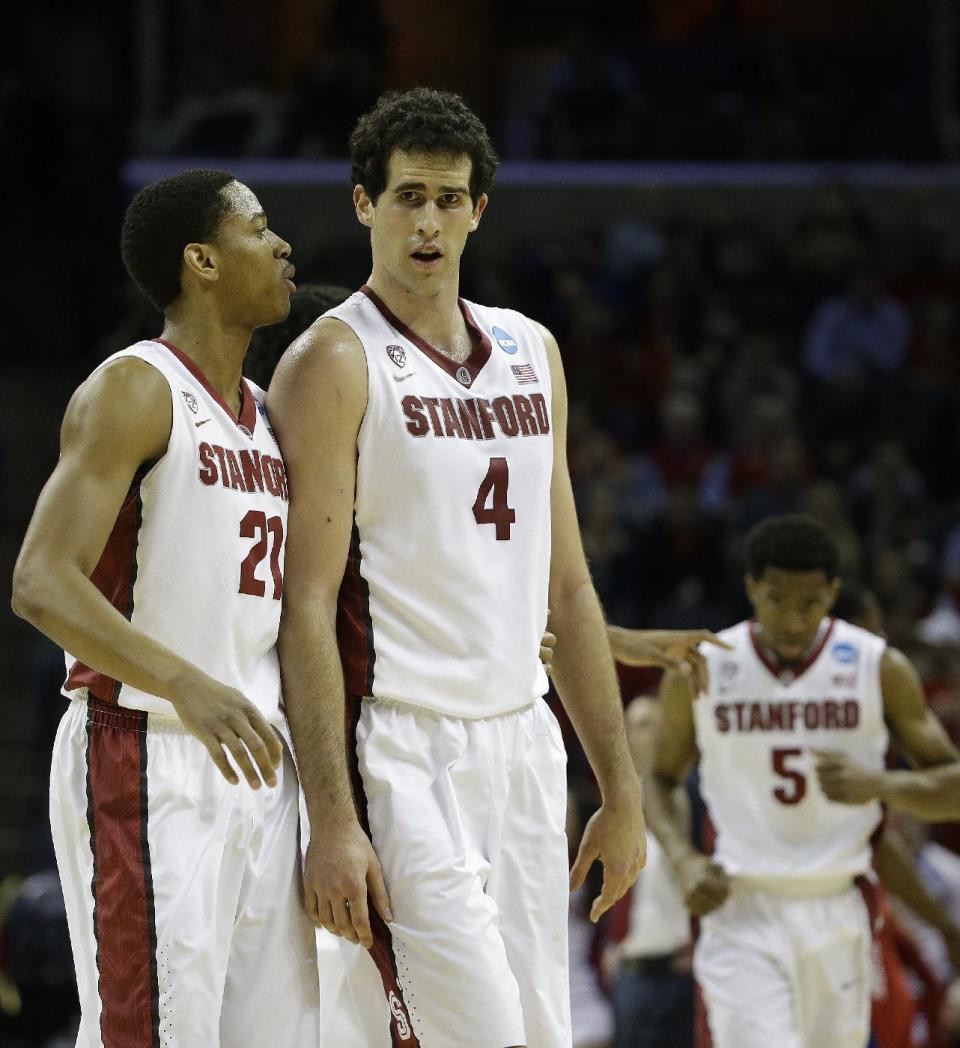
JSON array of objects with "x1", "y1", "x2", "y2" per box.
[{"x1": 511, "y1": 363, "x2": 538, "y2": 385}]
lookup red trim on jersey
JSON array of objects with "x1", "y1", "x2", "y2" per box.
[
  {"x1": 86, "y1": 700, "x2": 160, "y2": 1046},
  {"x1": 347, "y1": 704, "x2": 421, "y2": 1047},
  {"x1": 337, "y1": 524, "x2": 376, "y2": 697},
  {"x1": 154, "y1": 338, "x2": 258, "y2": 434},
  {"x1": 66, "y1": 483, "x2": 144, "y2": 702},
  {"x1": 747, "y1": 617, "x2": 836, "y2": 685},
  {"x1": 359, "y1": 284, "x2": 493, "y2": 385}
]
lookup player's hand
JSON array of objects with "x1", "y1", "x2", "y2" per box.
[
  {"x1": 813, "y1": 749, "x2": 883, "y2": 805},
  {"x1": 569, "y1": 776, "x2": 647, "y2": 923},
  {"x1": 676, "y1": 852, "x2": 731, "y2": 916},
  {"x1": 169, "y1": 679, "x2": 282, "y2": 789},
  {"x1": 303, "y1": 821, "x2": 393, "y2": 949},
  {"x1": 607, "y1": 627, "x2": 732, "y2": 694},
  {"x1": 540, "y1": 630, "x2": 557, "y2": 674}
]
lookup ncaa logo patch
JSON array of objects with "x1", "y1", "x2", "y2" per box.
[
  {"x1": 492, "y1": 325, "x2": 518, "y2": 354},
  {"x1": 386, "y1": 344, "x2": 406, "y2": 368},
  {"x1": 181, "y1": 390, "x2": 199, "y2": 414},
  {"x1": 832, "y1": 642, "x2": 858, "y2": 665}
]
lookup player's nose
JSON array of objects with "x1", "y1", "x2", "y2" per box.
[{"x1": 415, "y1": 203, "x2": 441, "y2": 239}]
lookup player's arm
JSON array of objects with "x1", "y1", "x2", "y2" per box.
[
  {"x1": 875, "y1": 828, "x2": 960, "y2": 968},
  {"x1": 538, "y1": 322, "x2": 645, "y2": 922},
  {"x1": 607, "y1": 626, "x2": 732, "y2": 693},
  {"x1": 267, "y1": 319, "x2": 392, "y2": 949},
  {"x1": 815, "y1": 647, "x2": 960, "y2": 819},
  {"x1": 11, "y1": 359, "x2": 281, "y2": 788},
  {"x1": 644, "y1": 669, "x2": 731, "y2": 915}
]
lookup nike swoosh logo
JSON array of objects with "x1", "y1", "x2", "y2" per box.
[
  {"x1": 195, "y1": 419, "x2": 211, "y2": 427},
  {"x1": 392, "y1": 372, "x2": 417, "y2": 382}
]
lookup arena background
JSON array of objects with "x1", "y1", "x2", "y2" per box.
[{"x1": 3, "y1": 2, "x2": 960, "y2": 1044}]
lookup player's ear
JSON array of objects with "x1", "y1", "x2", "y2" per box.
[
  {"x1": 825, "y1": 577, "x2": 842, "y2": 611},
  {"x1": 355, "y1": 185, "x2": 374, "y2": 228},
  {"x1": 182, "y1": 243, "x2": 219, "y2": 286},
  {"x1": 744, "y1": 573, "x2": 758, "y2": 607},
  {"x1": 469, "y1": 193, "x2": 488, "y2": 232}
]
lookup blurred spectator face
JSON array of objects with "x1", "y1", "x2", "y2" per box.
[
  {"x1": 659, "y1": 390, "x2": 703, "y2": 448},
  {"x1": 746, "y1": 567, "x2": 840, "y2": 663},
  {"x1": 356, "y1": 150, "x2": 486, "y2": 295},
  {"x1": 625, "y1": 696, "x2": 660, "y2": 776}
]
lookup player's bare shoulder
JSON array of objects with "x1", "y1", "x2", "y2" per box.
[{"x1": 62, "y1": 355, "x2": 172, "y2": 468}]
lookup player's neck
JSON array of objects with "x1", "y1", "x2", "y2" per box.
[
  {"x1": 366, "y1": 270, "x2": 468, "y2": 356},
  {"x1": 160, "y1": 313, "x2": 250, "y2": 414}
]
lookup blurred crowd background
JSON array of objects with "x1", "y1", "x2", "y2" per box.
[{"x1": 4, "y1": 1, "x2": 960, "y2": 1045}]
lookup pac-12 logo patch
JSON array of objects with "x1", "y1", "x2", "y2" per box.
[
  {"x1": 181, "y1": 390, "x2": 199, "y2": 414},
  {"x1": 492, "y1": 325, "x2": 518, "y2": 354},
  {"x1": 832, "y1": 642, "x2": 858, "y2": 665},
  {"x1": 386, "y1": 344, "x2": 406, "y2": 368}
]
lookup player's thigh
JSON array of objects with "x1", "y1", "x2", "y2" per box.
[
  {"x1": 220, "y1": 742, "x2": 321, "y2": 1047},
  {"x1": 493, "y1": 700, "x2": 571, "y2": 1048},
  {"x1": 695, "y1": 912, "x2": 801, "y2": 1048},
  {"x1": 795, "y1": 889, "x2": 872, "y2": 1048}
]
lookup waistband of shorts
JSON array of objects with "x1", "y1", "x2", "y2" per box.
[
  {"x1": 734, "y1": 872, "x2": 856, "y2": 898},
  {"x1": 620, "y1": 948, "x2": 689, "y2": 976},
  {"x1": 356, "y1": 693, "x2": 538, "y2": 721},
  {"x1": 83, "y1": 697, "x2": 190, "y2": 735}
]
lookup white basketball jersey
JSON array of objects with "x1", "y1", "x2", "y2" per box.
[
  {"x1": 63, "y1": 339, "x2": 288, "y2": 726},
  {"x1": 694, "y1": 618, "x2": 888, "y2": 892},
  {"x1": 328, "y1": 287, "x2": 553, "y2": 718}
]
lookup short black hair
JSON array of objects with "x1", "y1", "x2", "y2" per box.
[
  {"x1": 350, "y1": 87, "x2": 499, "y2": 204},
  {"x1": 121, "y1": 168, "x2": 236, "y2": 311},
  {"x1": 745, "y1": 514, "x2": 840, "y2": 581},
  {"x1": 245, "y1": 284, "x2": 352, "y2": 389}
]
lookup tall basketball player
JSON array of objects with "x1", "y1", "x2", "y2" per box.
[
  {"x1": 645, "y1": 514, "x2": 960, "y2": 1048},
  {"x1": 12, "y1": 169, "x2": 321, "y2": 1047},
  {"x1": 269, "y1": 88, "x2": 646, "y2": 1048}
]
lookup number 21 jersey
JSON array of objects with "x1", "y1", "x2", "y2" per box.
[{"x1": 329, "y1": 287, "x2": 553, "y2": 719}]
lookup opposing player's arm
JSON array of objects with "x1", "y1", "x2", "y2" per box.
[
  {"x1": 12, "y1": 359, "x2": 281, "y2": 788},
  {"x1": 607, "y1": 626, "x2": 732, "y2": 693},
  {"x1": 267, "y1": 318, "x2": 392, "y2": 948},
  {"x1": 646, "y1": 670, "x2": 731, "y2": 915},
  {"x1": 539, "y1": 321, "x2": 646, "y2": 921},
  {"x1": 815, "y1": 646, "x2": 960, "y2": 819}
]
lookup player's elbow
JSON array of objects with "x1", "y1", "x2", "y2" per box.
[{"x1": 11, "y1": 553, "x2": 51, "y2": 626}]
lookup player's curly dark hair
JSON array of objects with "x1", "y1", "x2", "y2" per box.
[
  {"x1": 245, "y1": 284, "x2": 352, "y2": 389},
  {"x1": 745, "y1": 514, "x2": 840, "y2": 580},
  {"x1": 121, "y1": 169, "x2": 236, "y2": 311},
  {"x1": 349, "y1": 87, "x2": 499, "y2": 204}
]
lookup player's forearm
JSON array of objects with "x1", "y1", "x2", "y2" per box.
[
  {"x1": 277, "y1": 606, "x2": 355, "y2": 828},
  {"x1": 645, "y1": 772, "x2": 698, "y2": 870},
  {"x1": 12, "y1": 558, "x2": 212, "y2": 702},
  {"x1": 876, "y1": 766, "x2": 960, "y2": 820},
  {"x1": 549, "y1": 577, "x2": 636, "y2": 798}
]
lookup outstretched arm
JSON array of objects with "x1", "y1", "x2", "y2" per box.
[
  {"x1": 13, "y1": 359, "x2": 281, "y2": 788},
  {"x1": 268, "y1": 319, "x2": 392, "y2": 949},
  {"x1": 539, "y1": 323, "x2": 646, "y2": 923},
  {"x1": 607, "y1": 626, "x2": 732, "y2": 693}
]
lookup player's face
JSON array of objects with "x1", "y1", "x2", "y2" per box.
[
  {"x1": 209, "y1": 182, "x2": 296, "y2": 328},
  {"x1": 355, "y1": 150, "x2": 487, "y2": 297},
  {"x1": 746, "y1": 567, "x2": 840, "y2": 663}
]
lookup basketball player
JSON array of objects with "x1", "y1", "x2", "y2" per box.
[
  {"x1": 269, "y1": 87, "x2": 646, "y2": 1048},
  {"x1": 11, "y1": 169, "x2": 321, "y2": 1046},
  {"x1": 645, "y1": 514, "x2": 960, "y2": 1048}
]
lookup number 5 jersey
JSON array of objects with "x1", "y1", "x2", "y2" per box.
[
  {"x1": 694, "y1": 618, "x2": 888, "y2": 893},
  {"x1": 328, "y1": 286, "x2": 554, "y2": 719},
  {"x1": 63, "y1": 340, "x2": 288, "y2": 727}
]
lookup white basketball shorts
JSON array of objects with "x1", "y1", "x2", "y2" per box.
[
  {"x1": 695, "y1": 880, "x2": 872, "y2": 1048},
  {"x1": 50, "y1": 698, "x2": 321, "y2": 1048},
  {"x1": 352, "y1": 695, "x2": 571, "y2": 1048}
]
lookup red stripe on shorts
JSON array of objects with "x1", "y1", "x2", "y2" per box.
[
  {"x1": 347, "y1": 704, "x2": 421, "y2": 1047},
  {"x1": 86, "y1": 700, "x2": 160, "y2": 1046}
]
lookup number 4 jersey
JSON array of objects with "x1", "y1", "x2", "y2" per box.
[
  {"x1": 328, "y1": 286, "x2": 553, "y2": 719},
  {"x1": 694, "y1": 618, "x2": 888, "y2": 893},
  {"x1": 63, "y1": 340, "x2": 288, "y2": 727}
]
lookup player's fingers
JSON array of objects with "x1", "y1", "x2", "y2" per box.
[
  {"x1": 684, "y1": 649, "x2": 709, "y2": 694},
  {"x1": 245, "y1": 706, "x2": 283, "y2": 769},
  {"x1": 368, "y1": 861, "x2": 394, "y2": 925},
  {"x1": 348, "y1": 890, "x2": 373, "y2": 949},
  {"x1": 303, "y1": 886, "x2": 322, "y2": 927},
  {"x1": 200, "y1": 736, "x2": 240, "y2": 786},
  {"x1": 330, "y1": 897, "x2": 360, "y2": 945},
  {"x1": 569, "y1": 837, "x2": 599, "y2": 892},
  {"x1": 696, "y1": 631, "x2": 734, "y2": 651},
  {"x1": 591, "y1": 866, "x2": 630, "y2": 922},
  {"x1": 223, "y1": 735, "x2": 262, "y2": 790},
  {"x1": 232, "y1": 718, "x2": 279, "y2": 788}
]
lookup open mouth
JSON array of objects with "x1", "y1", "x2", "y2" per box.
[{"x1": 411, "y1": 249, "x2": 442, "y2": 266}]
